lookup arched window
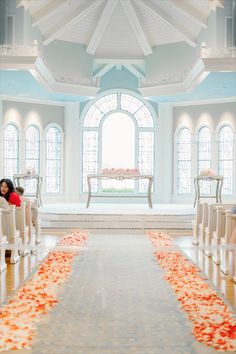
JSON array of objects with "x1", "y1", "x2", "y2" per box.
[
  {"x1": 218, "y1": 125, "x2": 233, "y2": 195},
  {"x1": 4, "y1": 124, "x2": 19, "y2": 179},
  {"x1": 197, "y1": 126, "x2": 211, "y2": 195},
  {"x1": 81, "y1": 92, "x2": 155, "y2": 193},
  {"x1": 177, "y1": 128, "x2": 191, "y2": 194},
  {"x1": 46, "y1": 126, "x2": 62, "y2": 193},
  {"x1": 25, "y1": 125, "x2": 40, "y2": 194}
]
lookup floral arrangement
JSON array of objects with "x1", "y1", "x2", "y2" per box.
[
  {"x1": 22, "y1": 167, "x2": 36, "y2": 175},
  {"x1": 101, "y1": 168, "x2": 140, "y2": 175},
  {"x1": 199, "y1": 168, "x2": 216, "y2": 177},
  {"x1": 147, "y1": 231, "x2": 236, "y2": 352}
]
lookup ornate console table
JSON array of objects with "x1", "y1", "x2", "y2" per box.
[
  {"x1": 193, "y1": 175, "x2": 223, "y2": 207},
  {"x1": 13, "y1": 173, "x2": 43, "y2": 206},
  {"x1": 86, "y1": 174, "x2": 153, "y2": 208}
]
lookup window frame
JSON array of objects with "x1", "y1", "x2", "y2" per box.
[{"x1": 80, "y1": 90, "x2": 156, "y2": 195}]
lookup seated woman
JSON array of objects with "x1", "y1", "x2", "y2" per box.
[{"x1": 0, "y1": 178, "x2": 21, "y2": 207}]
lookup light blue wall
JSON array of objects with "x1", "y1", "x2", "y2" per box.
[
  {"x1": 99, "y1": 67, "x2": 139, "y2": 93},
  {"x1": 43, "y1": 41, "x2": 93, "y2": 82}
]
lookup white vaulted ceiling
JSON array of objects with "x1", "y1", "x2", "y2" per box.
[{"x1": 19, "y1": 0, "x2": 221, "y2": 60}]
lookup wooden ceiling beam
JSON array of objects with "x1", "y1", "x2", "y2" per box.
[
  {"x1": 32, "y1": 0, "x2": 68, "y2": 28},
  {"x1": 120, "y1": 0, "x2": 152, "y2": 56},
  {"x1": 87, "y1": 0, "x2": 119, "y2": 55},
  {"x1": 43, "y1": 0, "x2": 104, "y2": 46},
  {"x1": 135, "y1": 0, "x2": 197, "y2": 47},
  {"x1": 166, "y1": 0, "x2": 207, "y2": 28}
]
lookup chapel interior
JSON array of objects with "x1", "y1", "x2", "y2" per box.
[{"x1": 0, "y1": 0, "x2": 236, "y2": 353}]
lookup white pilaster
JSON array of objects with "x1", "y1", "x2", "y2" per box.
[
  {"x1": 64, "y1": 102, "x2": 81, "y2": 202},
  {"x1": 156, "y1": 103, "x2": 173, "y2": 203},
  {"x1": 0, "y1": 99, "x2": 3, "y2": 177}
]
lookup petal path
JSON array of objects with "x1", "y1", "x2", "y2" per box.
[
  {"x1": 0, "y1": 231, "x2": 88, "y2": 352},
  {"x1": 147, "y1": 231, "x2": 236, "y2": 352}
]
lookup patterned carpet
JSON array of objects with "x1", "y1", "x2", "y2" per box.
[{"x1": 3, "y1": 232, "x2": 235, "y2": 354}]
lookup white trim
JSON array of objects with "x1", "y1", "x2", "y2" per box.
[
  {"x1": 171, "y1": 96, "x2": 236, "y2": 107},
  {"x1": 87, "y1": 0, "x2": 119, "y2": 55},
  {"x1": 120, "y1": 0, "x2": 152, "y2": 56},
  {"x1": 94, "y1": 58, "x2": 145, "y2": 65},
  {"x1": 134, "y1": 0, "x2": 196, "y2": 47},
  {"x1": 166, "y1": 0, "x2": 207, "y2": 28},
  {"x1": 32, "y1": 1, "x2": 69, "y2": 28},
  {"x1": 43, "y1": 0, "x2": 104, "y2": 46},
  {"x1": 0, "y1": 95, "x2": 67, "y2": 106}
]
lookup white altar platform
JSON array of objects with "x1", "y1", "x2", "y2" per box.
[{"x1": 39, "y1": 203, "x2": 195, "y2": 232}]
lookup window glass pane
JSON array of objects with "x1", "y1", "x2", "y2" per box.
[
  {"x1": 101, "y1": 113, "x2": 135, "y2": 192},
  {"x1": 25, "y1": 126, "x2": 40, "y2": 194},
  {"x1": 138, "y1": 132, "x2": 154, "y2": 192},
  {"x1": 177, "y1": 128, "x2": 191, "y2": 194},
  {"x1": 95, "y1": 94, "x2": 117, "y2": 114},
  {"x1": 198, "y1": 126, "x2": 211, "y2": 195},
  {"x1": 82, "y1": 131, "x2": 98, "y2": 192},
  {"x1": 121, "y1": 94, "x2": 143, "y2": 114},
  {"x1": 82, "y1": 93, "x2": 155, "y2": 194},
  {"x1": 226, "y1": 17, "x2": 233, "y2": 47},
  {"x1": 4, "y1": 124, "x2": 19, "y2": 179},
  {"x1": 84, "y1": 105, "x2": 104, "y2": 128},
  {"x1": 46, "y1": 127, "x2": 61, "y2": 193},
  {"x1": 134, "y1": 105, "x2": 153, "y2": 128},
  {"x1": 218, "y1": 125, "x2": 233, "y2": 195}
]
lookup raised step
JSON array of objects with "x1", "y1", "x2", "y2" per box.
[{"x1": 39, "y1": 203, "x2": 194, "y2": 230}]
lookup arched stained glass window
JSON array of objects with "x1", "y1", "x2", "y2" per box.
[
  {"x1": 25, "y1": 125, "x2": 40, "y2": 194},
  {"x1": 177, "y1": 128, "x2": 191, "y2": 194},
  {"x1": 81, "y1": 92, "x2": 155, "y2": 193},
  {"x1": 4, "y1": 124, "x2": 19, "y2": 179},
  {"x1": 218, "y1": 125, "x2": 233, "y2": 195},
  {"x1": 197, "y1": 126, "x2": 211, "y2": 195},
  {"x1": 46, "y1": 127, "x2": 62, "y2": 193}
]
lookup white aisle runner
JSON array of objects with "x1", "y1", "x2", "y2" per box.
[{"x1": 15, "y1": 232, "x2": 227, "y2": 354}]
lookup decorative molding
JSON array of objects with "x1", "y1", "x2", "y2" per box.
[
  {"x1": 170, "y1": 96, "x2": 236, "y2": 107},
  {"x1": 0, "y1": 45, "x2": 235, "y2": 99}
]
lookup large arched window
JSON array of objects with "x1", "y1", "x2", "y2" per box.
[
  {"x1": 4, "y1": 124, "x2": 19, "y2": 179},
  {"x1": 177, "y1": 128, "x2": 191, "y2": 194},
  {"x1": 25, "y1": 125, "x2": 40, "y2": 194},
  {"x1": 218, "y1": 125, "x2": 233, "y2": 195},
  {"x1": 46, "y1": 126, "x2": 62, "y2": 193},
  {"x1": 197, "y1": 126, "x2": 211, "y2": 195},
  {"x1": 81, "y1": 92, "x2": 155, "y2": 193}
]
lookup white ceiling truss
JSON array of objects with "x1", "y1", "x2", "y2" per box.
[
  {"x1": 11, "y1": 0, "x2": 232, "y2": 98},
  {"x1": 20, "y1": 0, "x2": 220, "y2": 59}
]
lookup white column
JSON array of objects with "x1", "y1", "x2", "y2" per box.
[
  {"x1": 64, "y1": 102, "x2": 81, "y2": 202},
  {"x1": 155, "y1": 103, "x2": 173, "y2": 203},
  {"x1": 0, "y1": 99, "x2": 3, "y2": 177}
]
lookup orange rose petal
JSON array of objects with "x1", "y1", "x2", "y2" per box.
[{"x1": 147, "y1": 231, "x2": 236, "y2": 352}]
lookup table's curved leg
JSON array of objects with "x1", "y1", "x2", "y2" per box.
[
  {"x1": 38, "y1": 177, "x2": 43, "y2": 206},
  {"x1": 216, "y1": 180, "x2": 219, "y2": 203},
  {"x1": 193, "y1": 178, "x2": 198, "y2": 207},
  {"x1": 148, "y1": 177, "x2": 153, "y2": 208},
  {"x1": 219, "y1": 178, "x2": 223, "y2": 203},
  {"x1": 86, "y1": 177, "x2": 92, "y2": 208}
]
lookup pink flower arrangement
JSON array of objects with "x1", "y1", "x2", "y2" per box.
[
  {"x1": 200, "y1": 168, "x2": 216, "y2": 177},
  {"x1": 101, "y1": 168, "x2": 140, "y2": 175},
  {"x1": 147, "y1": 231, "x2": 236, "y2": 352}
]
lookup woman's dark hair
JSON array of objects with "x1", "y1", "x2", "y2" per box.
[{"x1": 0, "y1": 178, "x2": 15, "y2": 201}]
